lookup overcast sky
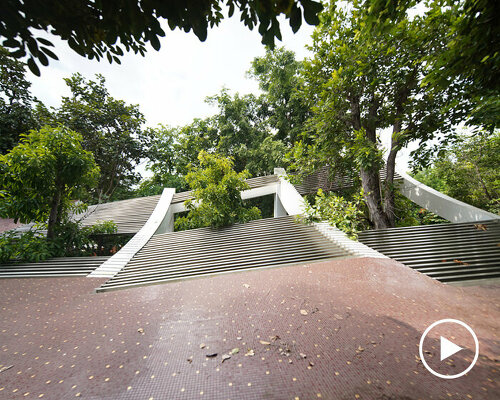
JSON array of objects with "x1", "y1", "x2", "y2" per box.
[
  {"x1": 27, "y1": 15, "x2": 314, "y2": 128},
  {"x1": 26, "y1": 13, "x2": 415, "y2": 172}
]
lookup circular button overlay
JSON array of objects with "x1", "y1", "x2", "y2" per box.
[{"x1": 419, "y1": 319, "x2": 479, "y2": 379}]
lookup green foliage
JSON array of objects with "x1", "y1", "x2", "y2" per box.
[
  {"x1": 1, "y1": 0, "x2": 323, "y2": 75},
  {"x1": 302, "y1": 189, "x2": 368, "y2": 239},
  {"x1": 413, "y1": 131, "x2": 500, "y2": 213},
  {"x1": 0, "y1": 229, "x2": 52, "y2": 263},
  {"x1": 0, "y1": 220, "x2": 126, "y2": 264},
  {"x1": 291, "y1": 2, "x2": 454, "y2": 228},
  {"x1": 39, "y1": 73, "x2": 150, "y2": 202},
  {"x1": 0, "y1": 125, "x2": 99, "y2": 238},
  {"x1": 175, "y1": 151, "x2": 261, "y2": 230},
  {"x1": 0, "y1": 46, "x2": 38, "y2": 154},
  {"x1": 248, "y1": 47, "x2": 310, "y2": 145}
]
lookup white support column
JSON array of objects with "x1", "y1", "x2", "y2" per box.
[{"x1": 274, "y1": 193, "x2": 287, "y2": 217}]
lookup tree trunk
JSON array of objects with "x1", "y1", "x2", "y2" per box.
[
  {"x1": 383, "y1": 140, "x2": 399, "y2": 228},
  {"x1": 47, "y1": 187, "x2": 62, "y2": 240},
  {"x1": 360, "y1": 167, "x2": 391, "y2": 229}
]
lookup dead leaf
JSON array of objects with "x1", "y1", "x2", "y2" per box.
[
  {"x1": 474, "y1": 223, "x2": 487, "y2": 231},
  {"x1": 270, "y1": 335, "x2": 280, "y2": 342},
  {"x1": 441, "y1": 259, "x2": 447, "y2": 262},
  {"x1": 259, "y1": 340, "x2": 271, "y2": 345},
  {"x1": 206, "y1": 353, "x2": 218, "y2": 358},
  {"x1": 200, "y1": 343, "x2": 206, "y2": 349},
  {"x1": 333, "y1": 314, "x2": 343, "y2": 320},
  {"x1": 187, "y1": 357, "x2": 193, "y2": 363},
  {"x1": 299, "y1": 353, "x2": 307, "y2": 359},
  {"x1": 288, "y1": 359, "x2": 293, "y2": 364},
  {"x1": 311, "y1": 307, "x2": 319, "y2": 314},
  {"x1": 236, "y1": 337, "x2": 242, "y2": 340},
  {"x1": 243, "y1": 284, "x2": 250, "y2": 288},
  {"x1": 245, "y1": 349, "x2": 255, "y2": 357},
  {"x1": 0, "y1": 365, "x2": 13, "y2": 373},
  {"x1": 300, "y1": 309, "x2": 308, "y2": 316},
  {"x1": 356, "y1": 346, "x2": 365, "y2": 354},
  {"x1": 221, "y1": 354, "x2": 231, "y2": 363},
  {"x1": 230, "y1": 348, "x2": 239, "y2": 355},
  {"x1": 309, "y1": 361, "x2": 315, "y2": 367},
  {"x1": 137, "y1": 328, "x2": 144, "y2": 334}
]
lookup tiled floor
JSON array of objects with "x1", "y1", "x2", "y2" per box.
[{"x1": 0, "y1": 257, "x2": 498, "y2": 399}]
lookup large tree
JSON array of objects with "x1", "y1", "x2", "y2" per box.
[
  {"x1": 0, "y1": 125, "x2": 99, "y2": 239},
  {"x1": 1, "y1": 0, "x2": 323, "y2": 76},
  {"x1": 291, "y1": 2, "x2": 454, "y2": 228},
  {"x1": 39, "y1": 73, "x2": 150, "y2": 203},
  {"x1": 0, "y1": 46, "x2": 38, "y2": 154}
]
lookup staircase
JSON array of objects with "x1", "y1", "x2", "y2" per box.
[
  {"x1": 96, "y1": 216, "x2": 349, "y2": 292},
  {"x1": 0, "y1": 256, "x2": 110, "y2": 278},
  {"x1": 358, "y1": 219, "x2": 500, "y2": 282}
]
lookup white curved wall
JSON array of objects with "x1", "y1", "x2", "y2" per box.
[{"x1": 397, "y1": 170, "x2": 499, "y2": 223}]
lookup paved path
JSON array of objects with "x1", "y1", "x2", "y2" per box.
[{"x1": 0, "y1": 258, "x2": 498, "y2": 399}]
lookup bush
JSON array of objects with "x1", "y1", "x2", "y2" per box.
[
  {"x1": 0, "y1": 220, "x2": 127, "y2": 264},
  {"x1": 302, "y1": 189, "x2": 368, "y2": 239},
  {"x1": 175, "y1": 151, "x2": 261, "y2": 230}
]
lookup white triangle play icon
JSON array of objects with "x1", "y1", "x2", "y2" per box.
[{"x1": 440, "y1": 336, "x2": 463, "y2": 361}]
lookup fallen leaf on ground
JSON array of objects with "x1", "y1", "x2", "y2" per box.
[
  {"x1": 299, "y1": 353, "x2": 307, "y2": 359},
  {"x1": 236, "y1": 337, "x2": 242, "y2": 340},
  {"x1": 309, "y1": 361, "x2": 315, "y2": 367},
  {"x1": 259, "y1": 340, "x2": 271, "y2": 345},
  {"x1": 0, "y1": 365, "x2": 13, "y2": 373},
  {"x1": 187, "y1": 357, "x2": 193, "y2": 363},
  {"x1": 300, "y1": 309, "x2": 308, "y2": 316},
  {"x1": 333, "y1": 314, "x2": 343, "y2": 320},
  {"x1": 230, "y1": 348, "x2": 239, "y2": 355},
  {"x1": 137, "y1": 328, "x2": 144, "y2": 334},
  {"x1": 288, "y1": 359, "x2": 293, "y2": 364},
  {"x1": 221, "y1": 354, "x2": 231, "y2": 363},
  {"x1": 200, "y1": 343, "x2": 206, "y2": 349},
  {"x1": 243, "y1": 284, "x2": 250, "y2": 288},
  {"x1": 206, "y1": 353, "x2": 218, "y2": 358},
  {"x1": 245, "y1": 349, "x2": 255, "y2": 357},
  {"x1": 270, "y1": 335, "x2": 280, "y2": 342},
  {"x1": 311, "y1": 307, "x2": 319, "y2": 314}
]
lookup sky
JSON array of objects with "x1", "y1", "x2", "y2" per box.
[{"x1": 25, "y1": 11, "x2": 415, "y2": 173}]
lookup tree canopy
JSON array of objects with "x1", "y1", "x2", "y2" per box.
[
  {"x1": 175, "y1": 151, "x2": 261, "y2": 230},
  {"x1": 0, "y1": 46, "x2": 38, "y2": 154},
  {"x1": 290, "y1": 2, "x2": 455, "y2": 228},
  {"x1": 0, "y1": 125, "x2": 99, "y2": 238},
  {"x1": 38, "y1": 73, "x2": 150, "y2": 202},
  {"x1": 1, "y1": 0, "x2": 323, "y2": 76}
]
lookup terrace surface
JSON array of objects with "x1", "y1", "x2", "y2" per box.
[{"x1": 1, "y1": 257, "x2": 499, "y2": 400}]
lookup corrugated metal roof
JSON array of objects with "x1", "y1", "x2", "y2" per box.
[
  {"x1": 0, "y1": 256, "x2": 110, "y2": 278},
  {"x1": 96, "y1": 215, "x2": 350, "y2": 292},
  {"x1": 294, "y1": 166, "x2": 402, "y2": 195},
  {"x1": 358, "y1": 219, "x2": 500, "y2": 282}
]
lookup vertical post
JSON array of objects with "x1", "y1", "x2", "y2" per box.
[{"x1": 274, "y1": 192, "x2": 287, "y2": 217}]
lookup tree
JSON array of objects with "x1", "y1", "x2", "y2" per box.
[
  {"x1": 414, "y1": 131, "x2": 500, "y2": 213},
  {"x1": 248, "y1": 47, "x2": 310, "y2": 145},
  {"x1": 0, "y1": 125, "x2": 99, "y2": 239},
  {"x1": 291, "y1": 2, "x2": 453, "y2": 228},
  {"x1": 0, "y1": 46, "x2": 38, "y2": 154},
  {"x1": 1, "y1": 0, "x2": 323, "y2": 76},
  {"x1": 365, "y1": 0, "x2": 500, "y2": 131},
  {"x1": 39, "y1": 73, "x2": 150, "y2": 202},
  {"x1": 175, "y1": 151, "x2": 261, "y2": 230}
]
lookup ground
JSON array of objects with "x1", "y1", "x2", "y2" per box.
[{"x1": 0, "y1": 258, "x2": 498, "y2": 399}]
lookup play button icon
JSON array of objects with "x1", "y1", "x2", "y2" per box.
[
  {"x1": 440, "y1": 336, "x2": 463, "y2": 361},
  {"x1": 419, "y1": 319, "x2": 479, "y2": 379}
]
